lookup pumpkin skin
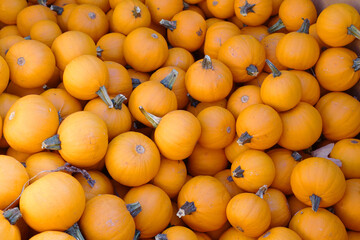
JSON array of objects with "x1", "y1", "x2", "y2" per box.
[
  {"x1": 214, "y1": 169, "x2": 245, "y2": 198},
  {"x1": 224, "y1": 135, "x2": 249, "y2": 163},
  {"x1": 5, "y1": 81, "x2": 45, "y2": 97},
  {"x1": 0, "y1": 35, "x2": 25, "y2": 59},
  {"x1": 0, "y1": 156, "x2": 29, "y2": 210},
  {"x1": 0, "y1": 0, "x2": 27, "y2": 25},
  {"x1": 240, "y1": 26, "x2": 269, "y2": 42},
  {"x1": 124, "y1": 184, "x2": 172, "y2": 238},
  {"x1": 19, "y1": 172, "x2": 86, "y2": 232},
  {"x1": 218, "y1": 34, "x2": 266, "y2": 83},
  {"x1": 348, "y1": 231, "x2": 360, "y2": 240},
  {"x1": 219, "y1": 227, "x2": 256, "y2": 240},
  {"x1": 245, "y1": 72, "x2": 268, "y2": 87},
  {"x1": 316, "y1": 3, "x2": 360, "y2": 47},
  {"x1": 104, "y1": 61, "x2": 132, "y2": 99},
  {"x1": 161, "y1": 10, "x2": 207, "y2": 52},
  {"x1": 162, "y1": 47, "x2": 195, "y2": 71},
  {"x1": 260, "y1": 33, "x2": 286, "y2": 73},
  {"x1": 112, "y1": 0, "x2": 151, "y2": 36},
  {"x1": 158, "y1": 226, "x2": 198, "y2": 240},
  {"x1": 315, "y1": 92, "x2": 360, "y2": 141},
  {"x1": 259, "y1": 227, "x2": 301, "y2": 240},
  {"x1": 185, "y1": 56, "x2": 233, "y2": 103},
  {"x1": 334, "y1": 179, "x2": 360, "y2": 231},
  {"x1": 236, "y1": 104, "x2": 283, "y2": 150},
  {"x1": 204, "y1": 21, "x2": 241, "y2": 59},
  {"x1": 96, "y1": 33, "x2": 127, "y2": 66},
  {"x1": 290, "y1": 157, "x2": 346, "y2": 211},
  {"x1": 195, "y1": 232, "x2": 212, "y2": 240},
  {"x1": 79, "y1": 194, "x2": 135, "y2": 240},
  {"x1": 29, "y1": 231, "x2": 76, "y2": 240},
  {"x1": 290, "y1": 70, "x2": 320, "y2": 106},
  {"x1": 226, "y1": 191, "x2": 271, "y2": 238},
  {"x1": 0, "y1": 208, "x2": 22, "y2": 240},
  {"x1": 105, "y1": 131, "x2": 160, "y2": 187},
  {"x1": 145, "y1": 0, "x2": 183, "y2": 24},
  {"x1": 76, "y1": 0, "x2": 110, "y2": 12},
  {"x1": 330, "y1": 138, "x2": 360, "y2": 179},
  {"x1": 56, "y1": 3, "x2": 78, "y2": 32},
  {"x1": 231, "y1": 150, "x2": 275, "y2": 193},
  {"x1": 287, "y1": 194, "x2": 307, "y2": 217},
  {"x1": 263, "y1": 188, "x2": 291, "y2": 228},
  {"x1": 51, "y1": 31, "x2": 97, "y2": 71},
  {"x1": 169, "y1": 201, "x2": 185, "y2": 227},
  {"x1": 289, "y1": 207, "x2": 347, "y2": 240},
  {"x1": 206, "y1": 0, "x2": 234, "y2": 19},
  {"x1": 123, "y1": 27, "x2": 168, "y2": 72},
  {"x1": 5, "y1": 40, "x2": 56, "y2": 89},
  {"x1": 278, "y1": 102, "x2": 322, "y2": 151},
  {"x1": 177, "y1": 176, "x2": 231, "y2": 232},
  {"x1": 186, "y1": 98, "x2": 227, "y2": 117},
  {"x1": 4, "y1": 95, "x2": 59, "y2": 153},
  {"x1": 0, "y1": 55, "x2": 9, "y2": 95},
  {"x1": 234, "y1": 0, "x2": 272, "y2": 26},
  {"x1": 0, "y1": 25, "x2": 21, "y2": 39},
  {"x1": 315, "y1": 48, "x2": 360, "y2": 92},
  {"x1": 28, "y1": 20, "x2": 62, "y2": 47}
]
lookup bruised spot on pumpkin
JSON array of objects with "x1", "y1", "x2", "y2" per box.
[
  {"x1": 263, "y1": 231, "x2": 271, "y2": 237},
  {"x1": 17, "y1": 57, "x2": 25, "y2": 66},
  {"x1": 9, "y1": 111, "x2": 15, "y2": 120},
  {"x1": 351, "y1": 140, "x2": 358, "y2": 144},
  {"x1": 236, "y1": 226, "x2": 244, "y2": 232},
  {"x1": 88, "y1": 12, "x2": 96, "y2": 19},
  {"x1": 226, "y1": 126, "x2": 231, "y2": 133},
  {"x1": 196, "y1": 28, "x2": 203, "y2": 36},
  {"x1": 213, "y1": 1, "x2": 218, "y2": 6}
]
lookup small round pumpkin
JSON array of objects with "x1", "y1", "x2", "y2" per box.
[
  {"x1": 28, "y1": 20, "x2": 62, "y2": 47},
  {"x1": 224, "y1": 135, "x2": 249, "y2": 163},
  {"x1": 234, "y1": 0, "x2": 272, "y2": 26},
  {"x1": 0, "y1": 55, "x2": 9, "y2": 95},
  {"x1": 29, "y1": 231, "x2": 76, "y2": 240},
  {"x1": 290, "y1": 70, "x2": 320, "y2": 106},
  {"x1": 156, "y1": 226, "x2": 198, "y2": 240},
  {"x1": 219, "y1": 227, "x2": 256, "y2": 240},
  {"x1": 214, "y1": 169, "x2": 245, "y2": 198},
  {"x1": 162, "y1": 47, "x2": 195, "y2": 71},
  {"x1": 96, "y1": 33, "x2": 127, "y2": 66},
  {"x1": 263, "y1": 188, "x2": 291, "y2": 228},
  {"x1": 0, "y1": 0, "x2": 27, "y2": 25},
  {"x1": 145, "y1": 0, "x2": 183, "y2": 24},
  {"x1": 259, "y1": 227, "x2": 301, "y2": 240},
  {"x1": 260, "y1": 33, "x2": 286, "y2": 73},
  {"x1": 0, "y1": 208, "x2": 23, "y2": 240}
]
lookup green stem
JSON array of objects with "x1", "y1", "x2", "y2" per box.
[
  {"x1": 187, "y1": 94, "x2": 200, "y2": 107},
  {"x1": 134, "y1": 230, "x2": 141, "y2": 240},
  {"x1": 132, "y1": 78, "x2": 142, "y2": 89},
  {"x1": 3, "y1": 207, "x2": 22, "y2": 225},
  {"x1": 126, "y1": 202, "x2": 142, "y2": 218},
  {"x1": 237, "y1": 131, "x2": 252, "y2": 145},
  {"x1": 96, "y1": 46, "x2": 103, "y2": 58},
  {"x1": 159, "y1": 19, "x2": 177, "y2": 31},
  {"x1": 353, "y1": 57, "x2": 360, "y2": 72},
  {"x1": 291, "y1": 151, "x2": 302, "y2": 161},
  {"x1": 232, "y1": 166, "x2": 245, "y2": 178},
  {"x1": 132, "y1": 6, "x2": 141, "y2": 18},
  {"x1": 297, "y1": 18, "x2": 310, "y2": 34},
  {"x1": 155, "y1": 234, "x2": 168, "y2": 240},
  {"x1": 24, "y1": 36, "x2": 31, "y2": 40},
  {"x1": 66, "y1": 223, "x2": 85, "y2": 240},
  {"x1": 310, "y1": 194, "x2": 321, "y2": 212},
  {"x1": 240, "y1": 0, "x2": 255, "y2": 16},
  {"x1": 42, "y1": 134, "x2": 61, "y2": 150},
  {"x1": 96, "y1": 85, "x2": 114, "y2": 109},
  {"x1": 265, "y1": 59, "x2": 281, "y2": 77},
  {"x1": 160, "y1": 69, "x2": 178, "y2": 90},
  {"x1": 255, "y1": 185, "x2": 268, "y2": 199},
  {"x1": 347, "y1": 24, "x2": 360, "y2": 40},
  {"x1": 246, "y1": 64, "x2": 259, "y2": 77},
  {"x1": 50, "y1": 5, "x2": 64, "y2": 15},
  {"x1": 138, "y1": 106, "x2": 161, "y2": 128},
  {"x1": 112, "y1": 94, "x2": 127, "y2": 110},
  {"x1": 268, "y1": 18, "x2": 285, "y2": 33},
  {"x1": 176, "y1": 201, "x2": 196, "y2": 218},
  {"x1": 227, "y1": 175, "x2": 234, "y2": 182},
  {"x1": 202, "y1": 55, "x2": 213, "y2": 70}
]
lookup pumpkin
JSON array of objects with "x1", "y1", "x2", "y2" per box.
[
  {"x1": 330, "y1": 138, "x2": 360, "y2": 179},
  {"x1": 0, "y1": 55, "x2": 9, "y2": 95},
  {"x1": 0, "y1": 156, "x2": 28, "y2": 210},
  {"x1": 268, "y1": 0, "x2": 317, "y2": 32},
  {"x1": 316, "y1": 3, "x2": 360, "y2": 47},
  {"x1": 124, "y1": 184, "x2": 172, "y2": 238},
  {"x1": 160, "y1": 10, "x2": 207, "y2": 52},
  {"x1": 290, "y1": 157, "x2": 346, "y2": 212},
  {"x1": 4, "y1": 95, "x2": 59, "y2": 153},
  {"x1": 287, "y1": 194, "x2": 307, "y2": 217},
  {"x1": 25, "y1": 152, "x2": 66, "y2": 183},
  {"x1": 5, "y1": 147, "x2": 30, "y2": 164},
  {"x1": 206, "y1": 0, "x2": 234, "y2": 19},
  {"x1": 151, "y1": 158, "x2": 187, "y2": 199},
  {"x1": 276, "y1": 19, "x2": 320, "y2": 70},
  {"x1": 198, "y1": 1, "x2": 216, "y2": 19},
  {"x1": 96, "y1": 33, "x2": 127, "y2": 66},
  {"x1": 155, "y1": 226, "x2": 197, "y2": 240},
  {"x1": 214, "y1": 169, "x2": 245, "y2": 197},
  {"x1": 245, "y1": 72, "x2": 268, "y2": 87},
  {"x1": 104, "y1": 61, "x2": 132, "y2": 98},
  {"x1": 263, "y1": 188, "x2": 291, "y2": 228},
  {"x1": 5, "y1": 40, "x2": 55, "y2": 89},
  {"x1": 278, "y1": 102, "x2": 322, "y2": 151},
  {"x1": 0, "y1": 35, "x2": 24, "y2": 59},
  {"x1": 123, "y1": 27, "x2": 168, "y2": 72},
  {"x1": 19, "y1": 172, "x2": 85, "y2": 232},
  {"x1": 0, "y1": 26, "x2": 21, "y2": 39},
  {"x1": 42, "y1": 111, "x2": 108, "y2": 168},
  {"x1": 218, "y1": 34, "x2": 266, "y2": 82},
  {"x1": 259, "y1": 227, "x2": 301, "y2": 240},
  {"x1": 226, "y1": 186, "x2": 271, "y2": 238},
  {"x1": 185, "y1": 56, "x2": 233, "y2": 103},
  {"x1": 260, "y1": 33, "x2": 286, "y2": 73},
  {"x1": 128, "y1": 69, "x2": 150, "y2": 88},
  {"x1": 0, "y1": 0, "x2": 27, "y2": 25},
  {"x1": 76, "y1": 0, "x2": 110, "y2": 12},
  {"x1": 145, "y1": 0, "x2": 183, "y2": 24},
  {"x1": 29, "y1": 231, "x2": 76, "y2": 240},
  {"x1": 51, "y1": 30, "x2": 97, "y2": 71},
  {"x1": 195, "y1": 232, "x2": 212, "y2": 240},
  {"x1": 231, "y1": 150, "x2": 275, "y2": 193},
  {"x1": 309, "y1": 23, "x2": 328, "y2": 49},
  {"x1": 219, "y1": 227, "x2": 256, "y2": 240},
  {"x1": 177, "y1": 176, "x2": 231, "y2": 232},
  {"x1": 105, "y1": 131, "x2": 160, "y2": 187},
  {"x1": 187, "y1": 143, "x2": 228, "y2": 176},
  {"x1": 234, "y1": 0, "x2": 272, "y2": 26},
  {"x1": 169, "y1": 201, "x2": 185, "y2": 227},
  {"x1": 290, "y1": 70, "x2": 320, "y2": 106},
  {"x1": 206, "y1": 17, "x2": 224, "y2": 27},
  {"x1": 79, "y1": 194, "x2": 136, "y2": 240},
  {"x1": 289, "y1": 207, "x2": 347, "y2": 240},
  {"x1": 236, "y1": 104, "x2": 283, "y2": 150},
  {"x1": 315, "y1": 47, "x2": 360, "y2": 92},
  {"x1": 162, "y1": 47, "x2": 195, "y2": 71},
  {"x1": 315, "y1": 92, "x2": 360, "y2": 141},
  {"x1": 28, "y1": 20, "x2": 62, "y2": 47},
  {"x1": 224, "y1": 135, "x2": 249, "y2": 163},
  {"x1": 334, "y1": 179, "x2": 360, "y2": 231},
  {"x1": 5, "y1": 81, "x2": 45, "y2": 97},
  {"x1": 0, "y1": 208, "x2": 22, "y2": 240},
  {"x1": 348, "y1": 231, "x2": 360, "y2": 240},
  {"x1": 204, "y1": 21, "x2": 241, "y2": 59},
  {"x1": 186, "y1": 97, "x2": 227, "y2": 117},
  {"x1": 67, "y1": 4, "x2": 109, "y2": 42},
  {"x1": 56, "y1": 3, "x2": 78, "y2": 32},
  {"x1": 53, "y1": 0, "x2": 77, "y2": 6},
  {"x1": 267, "y1": 148, "x2": 302, "y2": 195},
  {"x1": 241, "y1": 25, "x2": 269, "y2": 42},
  {"x1": 111, "y1": 180, "x2": 130, "y2": 199}
]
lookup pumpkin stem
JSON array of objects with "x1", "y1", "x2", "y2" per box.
[
  {"x1": 134, "y1": 230, "x2": 141, "y2": 240},
  {"x1": 227, "y1": 175, "x2": 234, "y2": 182},
  {"x1": 347, "y1": 24, "x2": 360, "y2": 41},
  {"x1": 240, "y1": 0, "x2": 256, "y2": 16},
  {"x1": 246, "y1": 64, "x2": 259, "y2": 77},
  {"x1": 187, "y1": 94, "x2": 201, "y2": 107},
  {"x1": 42, "y1": 134, "x2": 61, "y2": 150},
  {"x1": 352, "y1": 57, "x2": 360, "y2": 72},
  {"x1": 160, "y1": 69, "x2": 178, "y2": 90},
  {"x1": 132, "y1": 78, "x2": 142, "y2": 89},
  {"x1": 265, "y1": 59, "x2": 281, "y2": 77},
  {"x1": 201, "y1": 55, "x2": 213, "y2": 70},
  {"x1": 291, "y1": 151, "x2": 302, "y2": 161},
  {"x1": 132, "y1": 6, "x2": 142, "y2": 18},
  {"x1": 232, "y1": 166, "x2": 245, "y2": 178},
  {"x1": 3, "y1": 207, "x2": 22, "y2": 225},
  {"x1": 66, "y1": 223, "x2": 85, "y2": 240},
  {"x1": 155, "y1": 234, "x2": 168, "y2": 240},
  {"x1": 112, "y1": 94, "x2": 127, "y2": 110},
  {"x1": 58, "y1": 111, "x2": 63, "y2": 123},
  {"x1": 61, "y1": 163, "x2": 96, "y2": 187},
  {"x1": 177, "y1": 201, "x2": 196, "y2": 218},
  {"x1": 24, "y1": 36, "x2": 31, "y2": 40},
  {"x1": 297, "y1": 18, "x2": 310, "y2": 34},
  {"x1": 96, "y1": 46, "x2": 104, "y2": 57},
  {"x1": 50, "y1": 5, "x2": 64, "y2": 15},
  {"x1": 96, "y1": 85, "x2": 114, "y2": 109},
  {"x1": 310, "y1": 194, "x2": 321, "y2": 212},
  {"x1": 126, "y1": 202, "x2": 142, "y2": 218},
  {"x1": 268, "y1": 18, "x2": 285, "y2": 33},
  {"x1": 237, "y1": 131, "x2": 252, "y2": 145},
  {"x1": 255, "y1": 185, "x2": 268, "y2": 199},
  {"x1": 183, "y1": 1, "x2": 190, "y2": 9},
  {"x1": 138, "y1": 106, "x2": 161, "y2": 128},
  {"x1": 159, "y1": 19, "x2": 177, "y2": 31}
]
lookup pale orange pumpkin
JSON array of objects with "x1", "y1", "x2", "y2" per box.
[
  {"x1": 96, "y1": 33, "x2": 127, "y2": 66},
  {"x1": 234, "y1": 0, "x2": 272, "y2": 26}
]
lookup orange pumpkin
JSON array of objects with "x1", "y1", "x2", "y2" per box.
[
  {"x1": 96, "y1": 33, "x2": 127, "y2": 66},
  {"x1": 263, "y1": 188, "x2": 291, "y2": 228},
  {"x1": 162, "y1": 47, "x2": 195, "y2": 71},
  {"x1": 0, "y1": 55, "x2": 9, "y2": 95},
  {"x1": 0, "y1": 207, "x2": 22, "y2": 240},
  {"x1": 245, "y1": 72, "x2": 268, "y2": 87},
  {"x1": 348, "y1": 231, "x2": 360, "y2": 240},
  {"x1": 260, "y1": 33, "x2": 286, "y2": 73},
  {"x1": 224, "y1": 135, "x2": 249, "y2": 163},
  {"x1": 259, "y1": 227, "x2": 301, "y2": 240},
  {"x1": 186, "y1": 98, "x2": 227, "y2": 117},
  {"x1": 0, "y1": 0, "x2": 27, "y2": 25},
  {"x1": 76, "y1": 0, "x2": 110, "y2": 12},
  {"x1": 0, "y1": 35, "x2": 25, "y2": 58},
  {"x1": 105, "y1": 61, "x2": 132, "y2": 98},
  {"x1": 219, "y1": 227, "x2": 256, "y2": 240},
  {"x1": 0, "y1": 25, "x2": 21, "y2": 39},
  {"x1": 240, "y1": 25, "x2": 269, "y2": 42},
  {"x1": 309, "y1": 23, "x2": 328, "y2": 49},
  {"x1": 6, "y1": 147, "x2": 30, "y2": 164},
  {"x1": 206, "y1": 0, "x2": 234, "y2": 19},
  {"x1": 214, "y1": 169, "x2": 245, "y2": 198},
  {"x1": 144, "y1": 0, "x2": 183, "y2": 24},
  {"x1": 28, "y1": 20, "x2": 62, "y2": 47},
  {"x1": 287, "y1": 194, "x2": 307, "y2": 217},
  {"x1": 29, "y1": 231, "x2": 76, "y2": 240},
  {"x1": 5, "y1": 81, "x2": 45, "y2": 97},
  {"x1": 156, "y1": 226, "x2": 198, "y2": 240},
  {"x1": 56, "y1": 3, "x2": 78, "y2": 32},
  {"x1": 234, "y1": 0, "x2": 272, "y2": 26},
  {"x1": 290, "y1": 70, "x2": 320, "y2": 106},
  {"x1": 169, "y1": 201, "x2": 185, "y2": 227},
  {"x1": 177, "y1": 176, "x2": 231, "y2": 232}
]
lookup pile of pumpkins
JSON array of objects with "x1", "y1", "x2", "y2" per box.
[{"x1": 0, "y1": 0, "x2": 360, "y2": 239}]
